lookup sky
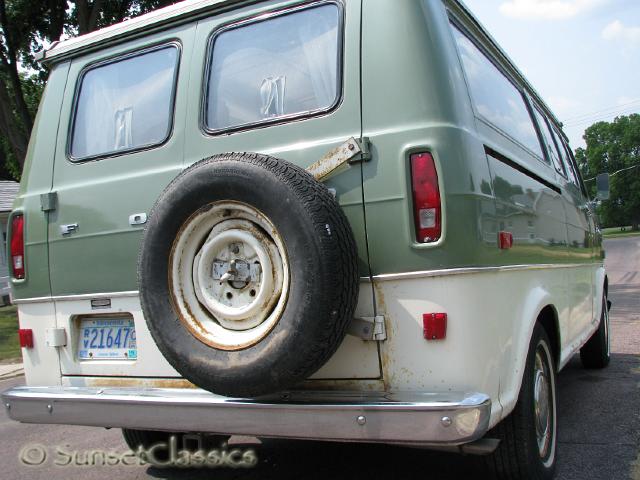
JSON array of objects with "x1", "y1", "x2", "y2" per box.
[{"x1": 462, "y1": 0, "x2": 640, "y2": 150}]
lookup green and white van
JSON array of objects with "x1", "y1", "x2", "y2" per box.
[{"x1": 2, "y1": 0, "x2": 611, "y2": 478}]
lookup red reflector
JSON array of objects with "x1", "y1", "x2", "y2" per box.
[
  {"x1": 10, "y1": 215, "x2": 25, "y2": 279},
  {"x1": 498, "y1": 231, "x2": 513, "y2": 250},
  {"x1": 423, "y1": 313, "x2": 447, "y2": 340},
  {"x1": 410, "y1": 153, "x2": 441, "y2": 243},
  {"x1": 19, "y1": 329, "x2": 33, "y2": 348}
]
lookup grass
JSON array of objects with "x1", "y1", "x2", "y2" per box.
[
  {"x1": 0, "y1": 304, "x2": 21, "y2": 363},
  {"x1": 602, "y1": 226, "x2": 640, "y2": 238}
]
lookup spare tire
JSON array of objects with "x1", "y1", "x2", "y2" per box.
[{"x1": 138, "y1": 153, "x2": 358, "y2": 397}]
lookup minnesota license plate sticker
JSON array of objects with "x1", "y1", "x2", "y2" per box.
[{"x1": 78, "y1": 318, "x2": 137, "y2": 360}]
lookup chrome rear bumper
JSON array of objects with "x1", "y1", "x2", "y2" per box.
[{"x1": 2, "y1": 386, "x2": 490, "y2": 446}]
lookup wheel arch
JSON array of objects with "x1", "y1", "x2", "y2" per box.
[
  {"x1": 498, "y1": 284, "x2": 561, "y2": 421},
  {"x1": 537, "y1": 305, "x2": 561, "y2": 371}
]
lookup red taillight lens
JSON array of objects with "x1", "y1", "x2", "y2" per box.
[
  {"x1": 410, "y1": 152, "x2": 441, "y2": 243},
  {"x1": 10, "y1": 214, "x2": 25, "y2": 279},
  {"x1": 19, "y1": 328, "x2": 33, "y2": 348}
]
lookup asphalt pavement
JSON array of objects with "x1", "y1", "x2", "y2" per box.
[{"x1": 0, "y1": 236, "x2": 638, "y2": 480}]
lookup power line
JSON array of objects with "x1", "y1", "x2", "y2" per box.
[
  {"x1": 564, "y1": 105, "x2": 640, "y2": 126},
  {"x1": 564, "y1": 106, "x2": 640, "y2": 128},
  {"x1": 584, "y1": 163, "x2": 640, "y2": 182},
  {"x1": 563, "y1": 98, "x2": 640, "y2": 123}
]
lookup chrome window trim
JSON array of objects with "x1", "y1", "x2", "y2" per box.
[
  {"x1": 531, "y1": 103, "x2": 569, "y2": 179},
  {"x1": 199, "y1": 0, "x2": 345, "y2": 136},
  {"x1": 66, "y1": 41, "x2": 182, "y2": 163}
]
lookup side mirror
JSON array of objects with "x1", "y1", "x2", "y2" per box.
[{"x1": 596, "y1": 173, "x2": 610, "y2": 201}]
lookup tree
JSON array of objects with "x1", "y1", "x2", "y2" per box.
[
  {"x1": 0, "y1": 0, "x2": 178, "y2": 180},
  {"x1": 576, "y1": 114, "x2": 640, "y2": 230}
]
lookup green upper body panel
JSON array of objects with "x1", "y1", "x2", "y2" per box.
[{"x1": 10, "y1": 0, "x2": 602, "y2": 300}]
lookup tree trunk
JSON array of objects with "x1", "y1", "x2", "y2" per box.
[
  {"x1": 0, "y1": 0, "x2": 33, "y2": 134},
  {"x1": 75, "y1": 0, "x2": 107, "y2": 34},
  {"x1": 0, "y1": 76, "x2": 28, "y2": 167},
  {"x1": 47, "y1": 0, "x2": 67, "y2": 41}
]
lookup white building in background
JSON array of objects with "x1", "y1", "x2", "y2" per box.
[{"x1": 0, "y1": 181, "x2": 19, "y2": 303}]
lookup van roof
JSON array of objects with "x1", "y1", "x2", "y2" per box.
[
  {"x1": 39, "y1": 0, "x2": 251, "y2": 64},
  {"x1": 40, "y1": 0, "x2": 564, "y2": 135}
]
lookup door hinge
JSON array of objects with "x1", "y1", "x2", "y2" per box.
[
  {"x1": 307, "y1": 137, "x2": 372, "y2": 182},
  {"x1": 352, "y1": 137, "x2": 371, "y2": 163},
  {"x1": 40, "y1": 192, "x2": 57, "y2": 212},
  {"x1": 348, "y1": 315, "x2": 386, "y2": 341}
]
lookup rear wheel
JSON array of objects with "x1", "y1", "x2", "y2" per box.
[
  {"x1": 580, "y1": 292, "x2": 611, "y2": 369},
  {"x1": 487, "y1": 323, "x2": 557, "y2": 480}
]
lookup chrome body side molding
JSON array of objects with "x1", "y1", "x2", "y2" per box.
[
  {"x1": 363, "y1": 262, "x2": 603, "y2": 282},
  {"x1": 12, "y1": 290, "x2": 140, "y2": 305}
]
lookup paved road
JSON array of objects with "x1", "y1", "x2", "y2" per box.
[{"x1": 0, "y1": 236, "x2": 638, "y2": 480}]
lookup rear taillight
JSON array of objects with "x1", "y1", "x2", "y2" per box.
[
  {"x1": 10, "y1": 214, "x2": 25, "y2": 279},
  {"x1": 410, "y1": 152, "x2": 442, "y2": 243}
]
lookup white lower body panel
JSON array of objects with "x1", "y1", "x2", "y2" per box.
[{"x1": 15, "y1": 263, "x2": 604, "y2": 429}]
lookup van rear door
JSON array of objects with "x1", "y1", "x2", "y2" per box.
[
  {"x1": 47, "y1": 24, "x2": 196, "y2": 378},
  {"x1": 185, "y1": 0, "x2": 379, "y2": 381}
]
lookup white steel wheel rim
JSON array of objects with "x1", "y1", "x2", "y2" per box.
[
  {"x1": 169, "y1": 201, "x2": 289, "y2": 350},
  {"x1": 604, "y1": 298, "x2": 611, "y2": 358},
  {"x1": 534, "y1": 341, "x2": 556, "y2": 466}
]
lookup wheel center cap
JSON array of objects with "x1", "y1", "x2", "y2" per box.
[{"x1": 212, "y1": 258, "x2": 262, "y2": 287}]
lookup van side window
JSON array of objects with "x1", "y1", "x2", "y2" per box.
[
  {"x1": 550, "y1": 127, "x2": 578, "y2": 185},
  {"x1": 559, "y1": 135, "x2": 590, "y2": 198},
  {"x1": 531, "y1": 107, "x2": 566, "y2": 177},
  {"x1": 451, "y1": 26, "x2": 544, "y2": 160},
  {"x1": 204, "y1": 4, "x2": 341, "y2": 133},
  {"x1": 70, "y1": 45, "x2": 179, "y2": 161}
]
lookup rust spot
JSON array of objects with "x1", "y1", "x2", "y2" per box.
[
  {"x1": 166, "y1": 200, "x2": 290, "y2": 352},
  {"x1": 373, "y1": 281, "x2": 394, "y2": 391},
  {"x1": 85, "y1": 377, "x2": 197, "y2": 389},
  {"x1": 299, "y1": 379, "x2": 385, "y2": 392}
]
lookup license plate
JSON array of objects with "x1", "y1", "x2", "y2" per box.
[{"x1": 78, "y1": 318, "x2": 137, "y2": 360}]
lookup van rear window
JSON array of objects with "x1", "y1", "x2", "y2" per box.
[
  {"x1": 70, "y1": 45, "x2": 179, "y2": 161},
  {"x1": 452, "y1": 26, "x2": 544, "y2": 160},
  {"x1": 204, "y1": 3, "x2": 341, "y2": 133}
]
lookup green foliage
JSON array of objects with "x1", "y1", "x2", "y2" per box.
[
  {"x1": 577, "y1": 114, "x2": 640, "y2": 229},
  {"x1": 0, "y1": 71, "x2": 44, "y2": 180},
  {"x1": 0, "y1": 0, "x2": 179, "y2": 180},
  {"x1": 0, "y1": 304, "x2": 20, "y2": 361}
]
